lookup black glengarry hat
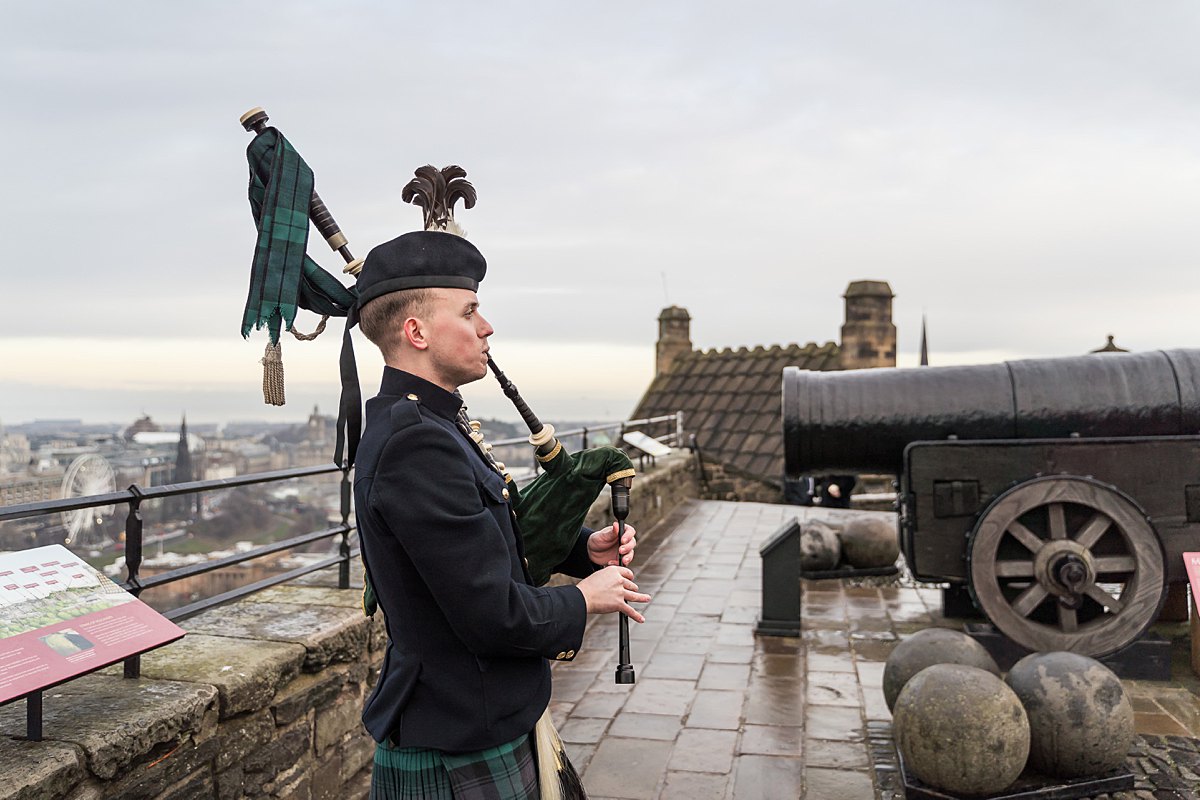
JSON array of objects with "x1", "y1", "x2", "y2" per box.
[
  {"x1": 356, "y1": 230, "x2": 486, "y2": 310},
  {"x1": 337, "y1": 165, "x2": 480, "y2": 467}
]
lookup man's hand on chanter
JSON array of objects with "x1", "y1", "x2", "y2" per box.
[
  {"x1": 577, "y1": 566, "x2": 650, "y2": 622},
  {"x1": 587, "y1": 522, "x2": 637, "y2": 567}
]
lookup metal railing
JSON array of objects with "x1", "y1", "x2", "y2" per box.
[
  {"x1": 0, "y1": 412, "x2": 684, "y2": 676},
  {"x1": 0, "y1": 462, "x2": 355, "y2": 680},
  {"x1": 487, "y1": 413, "x2": 686, "y2": 477}
]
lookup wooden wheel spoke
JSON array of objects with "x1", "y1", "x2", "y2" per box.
[
  {"x1": 1048, "y1": 503, "x2": 1068, "y2": 540},
  {"x1": 970, "y1": 476, "x2": 1165, "y2": 658},
  {"x1": 994, "y1": 560, "x2": 1035, "y2": 578},
  {"x1": 1074, "y1": 512, "x2": 1112, "y2": 549},
  {"x1": 1084, "y1": 584, "x2": 1124, "y2": 613},
  {"x1": 1058, "y1": 604, "x2": 1078, "y2": 632},
  {"x1": 1006, "y1": 520, "x2": 1044, "y2": 553},
  {"x1": 1011, "y1": 584, "x2": 1049, "y2": 618},
  {"x1": 1092, "y1": 555, "x2": 1136, "y2": 574}
]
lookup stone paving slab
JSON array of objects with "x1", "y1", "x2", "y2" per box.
[{"x1": 551, "y1": 498, "x2": 1200, "y2": 799}]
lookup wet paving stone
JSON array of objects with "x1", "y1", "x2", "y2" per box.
[
  {"x1": 806, "y1": 765, "x2": 875, "y2": 799},
  {"x1": 570, "y1": 691, "x2": 629, "y2": 719},
  {"x1": 730, "y1": 754, "x2": 804, "y2": 799},
  {"x1": 624, "y1": 679, "x2": 696, "y2": 717},
  {"x1": 583, "y1": 737, "x2": 673, "y2": 799},
  {"x1": 686, "y1": 689, "x2": 744, "y2": 730},
  {"x1": 656, "y1": 635, "x2": 713, "y2": 655},
  {"x1": 805, "y1": 737, "x2": 870, "y2": 769},
  {"x1": 753, "y1": 652, "x2": 806, "y2": 679},
  {"x1": 743, "y1": 677, "x2": 805, "y2": 727},
  {"x1": 805, "y1": 705, "x2": 865, "y2": 741},
  {"x1": 668, "y1": 728, "x2": 738, "y2": 773},
  {"x1": 564, "y1": 742, "x2": 596, "y2": 774},
  {"x1": 559, "y1": 716, "x2": 611, "y2": 744},
  {"x1": 806, "y1": 669, "x2": 862, "y2": 707},
  {"x1": 706, "y1": 645, "x2": 755, "y2": 664},
  {"x1": 739, "y1": 724, "x2": 803, "y2": 757},
  {"x1": 658, "y1": 770, "x2": 729, "y2": 800},
  {"x1": 807, "y1": 651, "x2": 857, "y2": 673},
  {"x1": 642, "y1": 653, "x2": 706, "y2": 681},
  {"x1": 608, "y1": 711, "x2": 683, "y2": 741},
  {"x1": 697, "y1": 661, "x2": 752, "y2": 690}
]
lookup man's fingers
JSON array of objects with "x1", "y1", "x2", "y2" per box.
[{"x1": 620, "y1": 604, "x2": 646, "y2": 623}]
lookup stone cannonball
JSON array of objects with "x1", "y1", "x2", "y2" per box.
[
  {"x1": 883, "y1": 627, "x2": 1001, "y2": 712},
  {"x1": 838, "y1": 516, "x2": 899, "y2": 568},
  {"x1": 894, "y1": 664, "x2": 1031, "y2": 797},
  {"x1": 799, "y1": 520, "x2": 842, "y2": 571},
  {"x1": 1004, "y1": 651, "x2": 1134, "y2": 778}
]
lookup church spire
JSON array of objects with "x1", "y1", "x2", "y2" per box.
[{"x1": 919, "y1": 315, "x2": 929, "y2": 367}]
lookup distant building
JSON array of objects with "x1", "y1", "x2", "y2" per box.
[
  {"x1": 631, "y1": 280, "x2": 896, "y2": 492},
  {"x1": 124, "y1": 414, "x2": 162, "y2": 441},
  {"x1": 1091, "y1": 334, "x2": 1129, "y2": 354}
]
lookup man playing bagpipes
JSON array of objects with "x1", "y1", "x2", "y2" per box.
[
  {"x1": 353, "y1": 230, "x2": 649, "y2": 799},
  {"x1": 237, "y1": 109, "x2": 650, "y2": 799}
]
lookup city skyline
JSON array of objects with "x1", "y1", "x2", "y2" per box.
[{"x1": 3, "y1": 2, "x2": 1197, "y2": 425}]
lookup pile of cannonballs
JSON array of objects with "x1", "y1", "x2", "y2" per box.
[
  {"x1": 884, "y1": 628, "x2": 1135, "y2": 797},
  {"x1": 798, "y1": 516, "x2": 898, "y2": 571}
]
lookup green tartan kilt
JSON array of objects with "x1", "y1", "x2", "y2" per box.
[{"x1": 370, "y1": 733, "x2": 539, "y2": 799}]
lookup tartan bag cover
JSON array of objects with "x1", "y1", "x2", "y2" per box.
[{"x1": 241, "y1": 127, "x2": 356, "y2": 344}]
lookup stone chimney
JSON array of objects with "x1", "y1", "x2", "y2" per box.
[
  {"x1": 656, "y1": 306, "x2": 693, "y2": 376},
  {"x1": 839, "y1": 281, "x2": 896, "y2": 370}
]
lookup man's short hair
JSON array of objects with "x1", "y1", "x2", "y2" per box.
[{"x1": 358, "y1": 288, "x2": 434, "y2": 356}]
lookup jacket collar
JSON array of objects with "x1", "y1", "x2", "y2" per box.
[{"x1": 379, "y1": 367, "x2": 464, "y2": 423}]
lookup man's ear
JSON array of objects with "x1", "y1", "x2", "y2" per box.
[{"x1": 401, "y1": 317, "x2": 429, "y2": 350}]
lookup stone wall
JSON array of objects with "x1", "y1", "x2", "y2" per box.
[
  {"x1": 582, "y1": 451, "x2": 702, "y2": 535},
  {"x1": 0, "y1": 585, "x2": 382, "y2": 800},
  {"x1": 695, "y1": 460, "x2": 783, "y2": 504}
]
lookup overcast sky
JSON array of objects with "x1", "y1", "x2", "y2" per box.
[{"x1": 2, "y1": 1, "x2": 1197, "y2": 426}]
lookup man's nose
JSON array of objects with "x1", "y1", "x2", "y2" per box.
[{"x1": 478, "y1": 313, "x2": 494, "y2": 337}]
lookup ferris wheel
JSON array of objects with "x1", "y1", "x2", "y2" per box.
[{"x1": 61, "y1": 454, "x2": 117, "y2": 548}]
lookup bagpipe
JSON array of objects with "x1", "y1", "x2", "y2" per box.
[{"x1": 237, "y1": 108, "x2": 638, "y2": 687}]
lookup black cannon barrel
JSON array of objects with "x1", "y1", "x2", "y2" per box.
[{"x1": 783, "y1": 349, "x2": 1200, "y2": 476}]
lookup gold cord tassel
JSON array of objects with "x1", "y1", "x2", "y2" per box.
[{"x1": 261, "y1": 342, "x2": 286, "y2": 406}]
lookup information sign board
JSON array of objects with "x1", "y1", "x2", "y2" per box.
[
  {"x1": 1186, "y1": 552, "x2": 1200, "y2": 603},
  {"x1": 621, "y1": 431, "x2": 672, "y2": 458},
  {"x1": 0, "y1": 545, "x2": 185, "y2": 704},
  {"x1": 1186, "y1": 552, "x2": 1200, "y2": 677}
]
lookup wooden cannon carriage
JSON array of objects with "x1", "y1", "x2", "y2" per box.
[{"x1": 783, "y1": 349, "x2": 1200, "y2": 658}]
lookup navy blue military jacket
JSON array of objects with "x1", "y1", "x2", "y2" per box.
[{"x1": 355, "y1": 368, "x2": 595, "y2": 752}]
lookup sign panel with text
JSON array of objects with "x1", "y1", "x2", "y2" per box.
[
  {"x1": 1186, "y1": 552, "x2": 1200, "y2": 608},
  {"x1": 0, "y1": 545, "x2": 184, "y2": 704}
]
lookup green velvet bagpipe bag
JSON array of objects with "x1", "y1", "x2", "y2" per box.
[
  {"x1": 361, "y1": 444, "x2": 634, "y2": 615},
  {"x1": 513, "y1": 444, "x2": 635, "y2": 587}
]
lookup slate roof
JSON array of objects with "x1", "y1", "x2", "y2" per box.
[{"x1": 630, "y1": 341, "x2": 841, "y2": 484}]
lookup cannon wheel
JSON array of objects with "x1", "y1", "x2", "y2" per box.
[{"x1": 968, "y1": 475, "x2": 1166, "y2": 658}]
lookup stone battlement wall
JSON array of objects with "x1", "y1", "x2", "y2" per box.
[{"x1": 0, "y1": 586, "x2": 384, "y2": 800}]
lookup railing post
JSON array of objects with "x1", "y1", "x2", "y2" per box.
[
  {"x1": 676, "y1": 411, "x2": 685, "y2": 448},
  {"x1": 339, "y1": 462, "x2": 351, "y2": 590},
  {"x1": 123, "y1": 486, "x2": 144, "y2": 679},
  {"x1": 581, "y1": 427, "x2": 589, "y2": 450},
  {"x1": 26, "y1": 690, "x2": 42, "y2": 741}
]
